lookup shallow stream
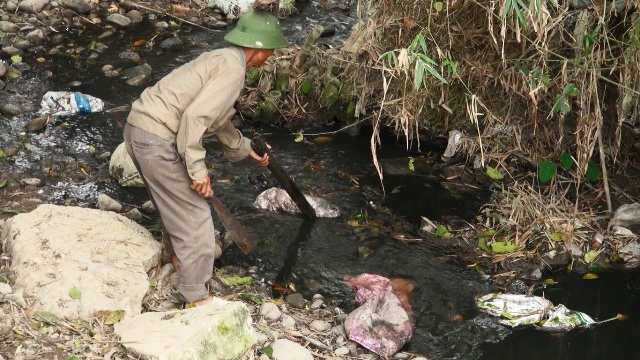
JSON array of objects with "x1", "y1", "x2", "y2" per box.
[{"x1": 1, "y1": 2, "x2": 640, "y2": 359}]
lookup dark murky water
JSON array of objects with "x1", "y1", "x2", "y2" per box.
[{"x1": 2, "y1": 2, "x2": 640, "y2": 359}]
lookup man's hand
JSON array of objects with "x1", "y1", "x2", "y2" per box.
[
  {"x1": 249, "y1": 142, "x2": 271, "y2": 167},
  {"x1": 191, "y1": 175, "x2": 214, "y2": 198}
]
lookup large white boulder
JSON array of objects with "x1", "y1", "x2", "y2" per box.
[
  {"x1": 109, "y1": 142, "x2": 144, "y2": 187},
  {"x1": 1, "y1": 204, "x2": 162, "y2": 320}
]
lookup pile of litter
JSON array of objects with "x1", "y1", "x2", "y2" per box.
[{"x1": 476, "y1": 293, "x2": 596, "y2": 332}]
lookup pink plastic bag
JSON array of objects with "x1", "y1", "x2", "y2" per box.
[{"x1": 344, "y1": 274, "x2": 413, "y2": 358}]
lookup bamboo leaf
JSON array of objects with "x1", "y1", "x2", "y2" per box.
[
  {"x1": 69, "y1": 287, "x2": 81, "y2": 300},
  {"x1": 582, "y1": 273, "x2": 599, "y2": 280},
  {"x1": 478, "y1": 237, "x2": 491, "y2": 252},
  {"x1": 585, "y1": 160, "x2": 599, "y2": 182},
  {"x1": 104, "y1": 310, "x2": 125, "y2": 325},
  {"x1": 538, "y1": 159, "x2": 557, "y2": 183},
  {"x1": 414, "y1": 62, "x2": 425, "y2": 90},
  {"x1": 34, "y1": 311, "x2": 62, "y2": 325},
  {"x1": 421, "y1": 61, "x2": 448, "y2": 84},
  {"x1": 490, "y1": 241, "x2": 519, "y2": 253},
  {"x1": 560, "y1": 152, "x2": 573, "y2": 170},
  {"x1": 486, "y1": 166, "x2": 504, "y2": 180},
  {"x1": 294, "y1": 133, "x2": 304, "y2": 142},
  {"x1": 436, "y1": 224, "x2": 450, "y2": 237},
  {"x1": 584, "y1": 249, "x2": 599, "y2": 263}
]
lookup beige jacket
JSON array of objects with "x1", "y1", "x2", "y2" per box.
[{"x1": 127, "y1": 46, "x2": 252, "y2": 180}]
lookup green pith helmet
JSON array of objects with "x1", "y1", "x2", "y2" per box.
[{"x1": 224, "y1": 11, "x2": 289, "y2": 49}]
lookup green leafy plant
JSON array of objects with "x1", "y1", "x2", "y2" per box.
[
  {"x1": 553, "y1": 83, "x2": 580, "y2": 115},
  {"x1": 538, "y1": 153, "x2": 598, "y2": 183},
  {"x1": 378, "y1": 34, "x2": 448, "y2": 91}
]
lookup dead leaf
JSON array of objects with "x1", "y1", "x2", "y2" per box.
[{"x1": 402, "y1": 18, "x2": 418, "y2": 29}]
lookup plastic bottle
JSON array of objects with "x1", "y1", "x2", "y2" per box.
[{"x1": 73, "y1": 92, "x2": 92, "y2": 114}]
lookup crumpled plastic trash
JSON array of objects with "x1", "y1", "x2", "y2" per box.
[
  {"x1": 476, "y1": 293, "x2": 595, "y2": 331},
  {"x1": 253, "y1": 187, "x2": 341, "y2": 218},
  {"x1": 608, "y1": 203, "x2": 640, "y2": 231},
  {"x1": 343, "y1": 273, "x2": 413, "y2": 358},
  {"x1": 443, "y1": 130, "x2": 464, "y2": 157},
  {"x1": 39, "y1": 91, "x2": 104, "y2": 116}
]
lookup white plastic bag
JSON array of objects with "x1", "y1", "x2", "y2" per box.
[{"x1": 39, "y1": 91, "x2": 104, "y2": 116}]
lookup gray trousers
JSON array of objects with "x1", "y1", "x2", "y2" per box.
[{"x1": 124, "y1": 123, "x2": 215, "y2": 302}]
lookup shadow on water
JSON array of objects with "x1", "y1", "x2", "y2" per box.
[{"x1": 1, "y1": 3, "x2": 640, "y2": 359}]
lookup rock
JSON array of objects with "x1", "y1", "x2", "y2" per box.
[
  {"x1": 0, "y1": 104, "x2": 22, "y2": 116},
  {"x1": 123, "y1": 63, "x2": 152, "y2": 78},
  {"x1": 1, "y1": 204, "x2": 162, "y2": 320},
  {"x1": 335, "y1": 346, "x2": 350, "y2": 356},
  {"x1": 4, "y1": 288, "x2": 26, "y2": 308},
  {"x1": 254, "y1": 187, "x2": 342, "y2": 218},
  {"x1": 285, "y1": 293, "x2": 305, "y2": 309},
  {"x1": 109, "y1": 142, "x2": 144, "y2": 187},
  {"x1": 281, "y1": 314, "x2": 296, "y2": 329},
  {"x1": 17, "y1": 0, "x2": 50, "y2": 13},
  {"x1": 0, "y1": 63, "x2": 6, "y2": 77},
  {"x1": 271, "y1": 339, "x2": 314, "y2": 360},
  {"x1": 126, "y1": 10, "x2": 143, "y2": 24},
  {"x1": 60, "y1": 0, "x2": 93, "y2": 14},
  {"x1": 309, "y1": 319, "x2": 332, "y2": 332},
  {"x1": 122, "y1": 208, "x2": 142, "y2": 222},
  {"x1": 160, "y1": 37, "x2": 184, "y2": 51},
  {"x1": 98, "y1": 193, "x2": 123, "y2": 212},
  {"x1": 119, "y1": 51, "x2": 140, "y2": 61},
  {"x1": 114, "y1": 298, "x2": 255, "y2": 359},
  {"x1": 0, "y1": 283, "x2": 12, "y2": 295},
  {"x1": 141, "y1": 200, "x2": 155, "y2": 212},
  {"x1": 0, "y1": 21, "x2": 20, "y2": 33},
  {"x1": 23, "y1": 29, "x2": 44, "y2": 46},
  {"x1": 24, "y1": 116, "x2": 48, "y2": 132},
  {"x1": 259, "y1": 302, "x2": 282, "y2": 321},
  {"x1": 125, "y1": 75, "x2": 149, "y2": 86},
  {"x1": 20, "y1": 178, "x2": 41, "y2": 187},
  {"x1": 106, "y1": 13, "x2": 132, "y2": 27}
]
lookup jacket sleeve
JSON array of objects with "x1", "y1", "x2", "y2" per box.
[{"x1": 176, "y1": 60, "x2": 246, "y2": 180}]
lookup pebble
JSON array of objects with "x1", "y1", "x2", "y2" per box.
[
  {"x1": 309, "y1": 319, "x2": 332, "y2": 332},
  {"x1": 285, "y1": 293, "x2": 305, "y2": 309},
  {"x1": 334, "y1": 346, "x2": 350, "y2": 356},
  {"x1": 259, "y1": 302, "x2": 282, "y2": 322},
  {"x1": 20, "y1": 178, "x2": 41, "y2": 187}
]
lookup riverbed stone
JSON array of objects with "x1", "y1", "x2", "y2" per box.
[
  {"x1": 0, "y1": 63, "x2": 6, "y2": 77},
  {"x1": 114, "y1": 298, "x2": 256, "y2": 359},
  {"x1": 0, "y1": 104, "x2": 22, "y2": 116},
  {"x1": 160, "y1": 37, "x2": 184, "y2": 51},
  {"x1": 25, "y1": 29, "x2": 44, "y2": 44},
  {"x1": 106, "y1": 13, "x2": 132, "y2": 27},
  {"x1": 17, "y1": 0, "x2": 49, "y2": 13},
  {"x1": 123, "y1": 63, "x2": 152, "y2": 78},
  {"x1": 98, "y1": 193, "x2": 123, "y2": 212},
  {"x1": 0, "y1": 204, "x2": 162, "y2": 321},
  {"x1": 285, "y1": 293, "x2": 306, "y2": 309},
  {"x1": 126, "y1": 10, "x2": 143, "y2": 24},
  {"x1": 0, "y1": 21, "x2": 19, "y2": 33},
  {"x1": 109, "y1": 142, "x2": 144, "y2": 187},
  {"x1": 271, "y1": 339, "x2": 314, "y2": 360},
  {"x1": 60, "y1": 0, "x2": 93, "y2": 14},
  {"x1": 259, "y1": 301, "x2": 282, "y2": 321}
]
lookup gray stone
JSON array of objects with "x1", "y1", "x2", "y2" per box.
[
  {"x1": 281, "y1": 314, "x2": 296, "y2": 329},
  {"x1": 59, "y1": 0, "x2": 93, "y2": 14},
  {"x1": 6, "y1": 2, "x2": 18, "y2": 12},
  {"x1": 20, "y1": 178, "x2": 41, "y2": 187},
  {"x1": 109, "y1": 142, "x2": 144, "y2": 187},
  {"x1": 160, "y1": 37, "x2": 184, "y2": 51},
  {"x1": 335, "y1": 346, "x2": 350, "y2": 356},
  {"x1": 106, "y1": 13, "x2": 132, "y2": 27},
  {"x1": 141, "y1": 201, "x2": 155, "y2": 213},
  {"x1": 125, "y1": 75, "x2": 149, "y2": 86},
  {"x1": 309, "y1": 319, "x2": 332, "y2": 332},
  {"x1": 0, "y1": 104, "x2": 21, "y2": 116},
  {"x1": 0, "y1": 283, "x2": 12, "y2": 295},
  {"x1": 285, "y1": 293, "x2": 305, "y2": 309},
  {"x1": 115, "y1": 299, "x2": 256, "y2": 359},
  {"x1": 271, "y1": 339, "x2": 313, "y2": 360},
  {"x1": 98, "y1": 193, "x2": 123, "y2": 212},
  {"x1": 123, "y1": 63, "x2": 152, "y2": 78},
  {"x1": 259, "y1": 302, "x2": 282, "y2": 321},
  {"x1": 12, "y1": 40, "x2": 31, "y2": 50},
  {"x1": 119, "y1": 51, "x2": 140, "y2": 61},
  {"x1": 25, "y1": 29, "x2": 44, "y2": 44},
  {"x1": 24, "y1": 116, "x2": 48, "y2": 132},
  {"x1": 0, "y1": 63, "x2": 6, "y2": 77},
  {"x1": 122, "y1": 208, "x2": 142, "y2": 222},
  {"x1": 1, "y1": 205, "x2": 162, "y2": 320},
  {"x1": 126, "y1": 10, "x2": 143, "y2": 24},
  {"x1": 17, "y1": 0, "x2": 49, "y2": 13}
]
